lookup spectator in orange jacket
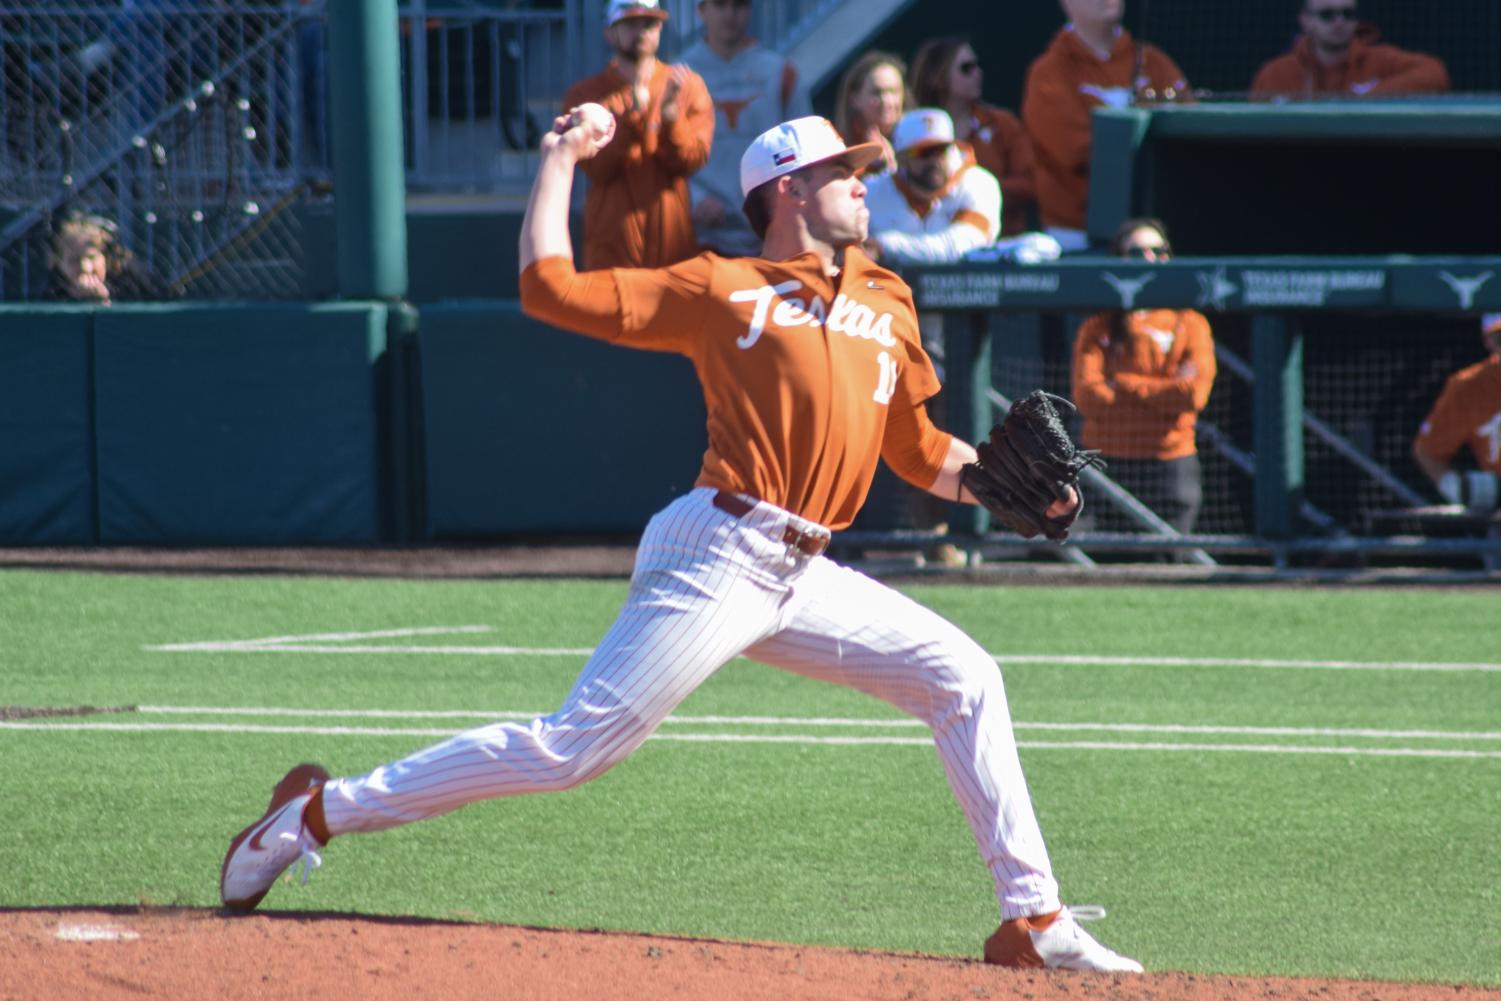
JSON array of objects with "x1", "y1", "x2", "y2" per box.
[
  {"x1": 910, "y1": 37, "x2": 1035, "y2": 238},
  {"x1": 1412, "y1": 314, "x2": 1501, "y2": 515},
  {"x1": 1250, "y1": 0, "x2": 1450, "y2": 100},
  {"x1": 1072, "y1": 219, "x2": 1215, "y2": 535},
  {"x1": 1021, "y1": 0, "x2": 1189, "y2": 250},
  {"x1": 563, "y1": 0, "x2": 714, "y2": 269}
]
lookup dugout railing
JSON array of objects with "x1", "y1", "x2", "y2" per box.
[
  {"x1": 0, "y1": 0, "x2": 896, "y2": 303},
  {"x1": 831, "y1": 256, "x2": 1501, "y2": 573}
]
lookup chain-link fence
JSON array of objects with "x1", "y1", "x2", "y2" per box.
[
  {"x1": 849, "y1": 309, "x2": 1491, "y2": 569},
  {"x1": 1, "y1": 1, "x2": 328, "y2": 302},
  {"x1": 0, "y1": 1, "x2": 886, "y2": 302}
]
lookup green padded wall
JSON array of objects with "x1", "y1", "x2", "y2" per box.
[
  {"x1": 0, "y1": 307, "x2": 97, "y2": 544},
  {"x1": 92, "y1": 303, "x2": 388, "y2": 543},
  {"x1": 418, "y1": 302, "x2": 706, "y2": 537},
  {"x1": 298, "y1": 203, "x2": 583, "y2": 302}
]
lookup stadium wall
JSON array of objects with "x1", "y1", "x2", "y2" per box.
[
  {"x1": 0, "y1": 300, "x2": 709, "y2": 546},
  {"x1": 1, "y1": 303, "x2": 392, "y2": 545},
  {"x1": 416, "y1": 301, "x2": 706, "y2": 539}
]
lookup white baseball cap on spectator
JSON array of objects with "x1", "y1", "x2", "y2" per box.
[
  {"x1": 605, "y1": 0, "x2": 667, "y2": 26},
  {"x1": 739, "y1": 116, "x2": 883, "y2": 204},
  {"x1": 891, "y1": 108, "x2": 956, "y2": 155}
]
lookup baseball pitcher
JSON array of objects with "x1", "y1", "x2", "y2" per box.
[{"x1": 219, "y1": 105, "x2": 1139, "y2": 973}]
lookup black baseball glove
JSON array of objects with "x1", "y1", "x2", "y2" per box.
[{"x1": 959, "y1": 390, "x2": 1104, "y2": 542}]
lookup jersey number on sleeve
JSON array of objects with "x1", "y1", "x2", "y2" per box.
[{"x1": 873, "y1": 351, "x2": 898, "y2": 405}]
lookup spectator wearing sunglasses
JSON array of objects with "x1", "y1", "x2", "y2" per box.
[
  {"x1": 1070, "y1": 219, "x2": 1216, "y2": 538},
  {"x1": 863, "y1": 108, "x2": 1003, "y2": 567},
  {"x1": 864, "y1": 108, "x2": 1000, "y2": 265},
  {"x1": 1022, "y1": 0, "x2": 1190, "y2": 252},
  {"x1": 1250, "y1": 0, "x2": 1449, "y2": 100},
  {"x1": 910, "y1": 37, "x2": 1035, "y2": 238}
]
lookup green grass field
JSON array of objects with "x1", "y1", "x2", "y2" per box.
[{"x1": 1, "y1": 569, "x2": 1497, "y2": 986}]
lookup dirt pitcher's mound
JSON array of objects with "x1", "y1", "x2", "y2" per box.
[{"x1": 0, "y1": 909, "x2": 1493, "y2": 1001}]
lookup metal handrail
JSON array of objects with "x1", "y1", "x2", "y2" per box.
[
  {"x1": 0, "y1": 12, "x2": 305, "y2": 256},
  {"x1": 1214, "y1": 341, "x2": 1429, "y2": 507},
  {"x1": 986, "y1": 386, "x2": 1219, "y2": 565}
]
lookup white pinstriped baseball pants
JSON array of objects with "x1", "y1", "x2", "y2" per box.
[{"x1": 322, "y1": 487, "x2": 1061, "y2": 919}]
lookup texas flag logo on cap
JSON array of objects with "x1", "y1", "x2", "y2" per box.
[{"x1": 740, "y1": 116, "x2": 885, "y2": 204}]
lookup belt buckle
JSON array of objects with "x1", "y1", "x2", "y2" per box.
[{"x1": 784, "y1": 525, "x2": 828, "y2": 558}]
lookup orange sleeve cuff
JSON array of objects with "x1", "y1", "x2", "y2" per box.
[{"x1": 952, "y1": 209, "x2": 991, "y2": 234}]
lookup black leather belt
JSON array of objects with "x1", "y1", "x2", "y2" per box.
[{"x1": 712, "y1": 490, "x2": 830, "y2": 558}]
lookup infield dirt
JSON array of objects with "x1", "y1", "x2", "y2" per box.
[{"x1": 3, "y1": 908, "x2": 1497, "y2": 1001}]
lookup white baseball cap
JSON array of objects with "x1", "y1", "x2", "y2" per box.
[
  {"x1": 891, "y1": 108, "x2": 955, "y2": 155},
  {"x1": 739, "y1": 116, "x2": 883, "y2": 202},
  {"x1": 605, "y1": 0, "x2": 667, "y2": 26}
]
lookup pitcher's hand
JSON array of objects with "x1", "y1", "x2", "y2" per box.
[{"x1": 544, "y1": 104, "x2": 616, "y2": 160}]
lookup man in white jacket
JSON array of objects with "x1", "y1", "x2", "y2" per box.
[
  {"x1": 864, "y1": 107, "x2": 1001, "y2": 265},
  {"x1": 864, "y1": 108, "x2": 1003, "y2": 565}
]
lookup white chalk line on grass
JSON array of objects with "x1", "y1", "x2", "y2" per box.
[
  {"x1": 172, "y1": 644, "x2": 602, "y2": 656},
  {"x1": 133, "y1": 706, "x2": 1501, "y2": 742},
  {"x1": 4, "y1": 710, "x2": 1500, "y2": 758},
  {"x1": 143, "y1": 627, "x2": 1501, "y2": 673},
  {"x1": 995, "y1": 654, "x2": 1501, "y2": 673},
  {"x1": 148, "y1": 625, "x2": 504, "y2": 653},
  {"x1": 3, "y1": 720, "x2": 1500, "y2": 758}
]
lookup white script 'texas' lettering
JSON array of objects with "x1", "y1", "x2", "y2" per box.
[{"x1": 729, "y1": 281, "x2": 898, "y2": 350}]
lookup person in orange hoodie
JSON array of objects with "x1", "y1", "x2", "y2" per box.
[
  {"x1": 910, "y1": 37, "x2": 1035, "y2": 238},
  {"x1": 1071, "y1": 219, "x2": 1215, "y2": 535},
  {"x1": 1250, "y1": 0, "x2": 1450, "y2": 100},
  {"x1": 1021, "y1": 0, "x2": 1189, "y2": 251},
  {"x1": 1412, "y1": 314, "x2": 1501, "y2": 515},
  {"x1": 563, "y1": 0, "x2": 715, "y2": 268}
]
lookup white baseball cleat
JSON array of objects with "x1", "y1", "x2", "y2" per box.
[
  {"x1": 983, "y1": 907, "x2": 1144, "y2": 973},
  {"x1": 220, "y1": 763, "x2": 330, "y2": 913}
]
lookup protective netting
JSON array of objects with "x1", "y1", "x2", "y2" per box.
[
  {"x1": 1131, "y1": 0, "x2": 1500, "y2": 98},
  {"x1": 854, "y1": 312, "x2": 1484, "y2": 556},
  {"x1": 1, "y1": 2, "x2": 328, "y2": 302},
  {"x1": 1019, "y1": 314, "x2": 1479, "y2": 545}
]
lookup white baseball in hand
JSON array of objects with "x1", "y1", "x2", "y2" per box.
[{"x1": 566, "y1": 102, "x2": 616, "y2": 150}]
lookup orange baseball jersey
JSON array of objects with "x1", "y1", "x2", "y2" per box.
[
  {"x1": 963, "y1": 103, "x2": 1036, "y2": 237},
  {"x1": 520, "y1": 249, "x2": 952, "y2": 530},
  {"x1": 1072, "y1": 309, "x2": 1216, "y2": 460},
  {"x1": 563, "y1": 62, "x2": 714, "y2": 270},
  {"x1": 1021, "y1": 28, "x2": 1188, "y2": 231},
  {"x1": 1414, "y1": 355, "x2": 1501, "y2": 475}
]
